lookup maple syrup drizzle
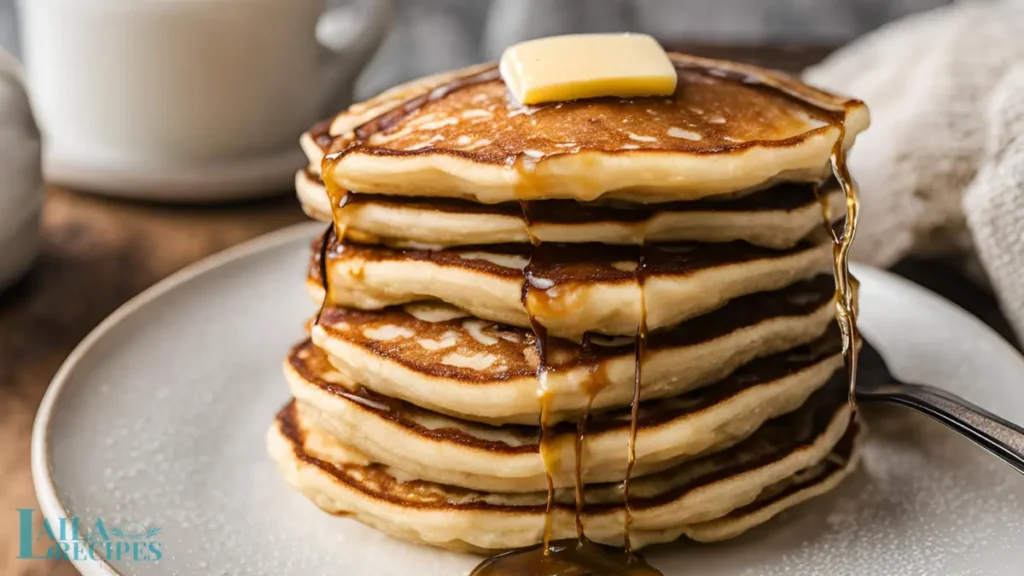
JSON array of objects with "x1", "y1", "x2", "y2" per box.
[
  {"x1": 313, "y1": 225, "x2": 334, "y2": 326},
  {"x1": 826, "y1": 121, "x2": 861, "y2": 413},
  {"x1": 516, "y1": 151, "x2": 559, "y2": 555},
  {"x1": 318, "y1": 136, "x2": 354, "y2": 328},
  {"x1": 314, "y1": 59, "x2": 861, "y2": 576},
  {"x1": 539, "y1": 387, "x2": 557, "y2": 552},
  {"x1": 622, "y1": 247, "x2": 648, "y2": 553},
  {"x1": 320, "y1": 64, "x2": 501, "y2": 245},
  {"x1": 322, "y1": 162, "x2": 352, "y2": 242},
  {"x1": 573, "y1": 403, "x2": 591, "y2": 540},
  {"x1": 518, "y1": 192, "x2": 542, "y2": 246},
  {"x1": 352, "y1": 67, "x2": 501, "y2": 142},
  {"x1": 472, "y1": 153, "x2": 659, "y2": 575},
  {"x1": 471, "y1": 539, "x2": 662, "y2": 576}
]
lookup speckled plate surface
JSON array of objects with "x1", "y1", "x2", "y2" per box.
[{"x1": 32, "y1": 223, "x2": 1024, "y2": 575}]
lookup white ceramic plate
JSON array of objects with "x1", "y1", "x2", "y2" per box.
[{"x1": 32, "y1": 223, "x2": 1024, "y2": 575}]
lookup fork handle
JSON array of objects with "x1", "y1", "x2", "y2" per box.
[{"x1": 865, "y1": 383, "x2": 1024, "y2": 476}]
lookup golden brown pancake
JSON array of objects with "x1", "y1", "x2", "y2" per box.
[
  {"x1": 286, "y1": 331, "x2": 843, "y2": 492},
  {"x1": 309, "y1": 54, "x2": 869, "y2": 203},
  {"x1": 299, "y1": 64, "x2": 499, "y2": 172},
  {"x1": 309, "y1": 276, "x2": 837, "y2": 424},
  {"x1": 296, "y1": 168, "x2": 841, "y2": 249},
  {"x1": 280, "y1": 45, "x2": 871, "y2": 564},
  {"x1": 267, "y1": 379, "x2": 859, "y2": 552},
  {"x1": 309, "y1": 233, "x2": 831, "y2": 340}
]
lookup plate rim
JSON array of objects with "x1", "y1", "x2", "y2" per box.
[
  {"x1": 30, "y1": 221, "x2": 323, "y2": 576},
  {"x1": 28, "y1": 224, "x2": 1023, "y2": 575}
]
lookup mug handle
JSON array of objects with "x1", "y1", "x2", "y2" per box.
[
  {"x1": 0, "y1": 49, "x2": 34, "y2": 124},
  {"x1": 0, "y1": 47, "x2": 43, "y2": 264},
  {"x1": 0, "y1": 48, "x2": 41, "y2": 160},
  {"x1": 316, "y1": 0, "x2": 394, "y2": 114}
]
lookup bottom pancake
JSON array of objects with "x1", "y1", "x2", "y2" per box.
[{"x1": 267, "y1": 380, "x2": 859, "y2": 553}]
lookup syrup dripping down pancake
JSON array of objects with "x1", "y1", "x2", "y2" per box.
[
  {"x1": 266, "y1": 378, "x2": 859, "y2": 553},
  {"x1": 296, "y1": 168, "x2": 842, "y2": 250},
  {"x1": 309, "y1": 233, "x2": 831, "y2": 341},
  {"x1": 307, "y1": 276, "x2": 837, "y2": 424},
  {"x1": 284, "y1": 330, "x2": 843, "y2": 492},
  {"x1": 279, "y1": 45, "x2": 870, "y2": 566},
  {"x1": 310, "y1": 54, "x2": 868, "y2": 204}
]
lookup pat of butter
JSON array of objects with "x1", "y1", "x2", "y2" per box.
[{"x1": 500, "y1": 33, "x2": 677, "y2": 105}]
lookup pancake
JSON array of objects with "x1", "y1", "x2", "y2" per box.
[
  {"x1": 299, "y1": 63, "x2": 499, "y2": 173},
  {"x1": 296, "y1": 169, "x2": 840, "y2": 249},
  {"x1": 681, "y1": 449, "x2": 856, "y2": 543},
  {"x1": 310, "y1": 54, "x2": 869, "y2": 204},
  {"x1": 310, "y1": 233, "x2": 831, "y2": 340},
  {"x1": 286, "y1": 331, "x2": 843, "y2": 492},
  {"x1": 309, "y1": 276, "x2": 837, "y2": 424},
  {"x1": 473, "y1": 450, "x2": 858, "y2": 568},
  {"x1": 267, "y1": 380, "x2": 859, "y2": 552},
  {"x1": 297, "y1": 170, "x2": 334, "y2": 221}
]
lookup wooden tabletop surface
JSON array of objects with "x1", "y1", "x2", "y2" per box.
[{"x1": 0, "y1": 45, "x2": 1015, "y2": 576}]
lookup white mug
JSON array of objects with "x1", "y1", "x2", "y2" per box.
[{"x1": 17, "y1": 0, "x2": 392, "y2": 201}]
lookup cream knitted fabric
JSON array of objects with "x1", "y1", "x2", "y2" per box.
[
  {"x1": 805, "y1": 0, "x2": 1024, "y2": 339},
  {"x1": 963, "y1": 63, "x2": 1024, "y2": 339}
]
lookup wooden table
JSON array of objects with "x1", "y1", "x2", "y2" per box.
[
  {"x1": 0, "y1": 45, "x2": 1015, "y2": 576},
  {"x1": 0, "y1": 189, "x2": 307, "y2": 576}
]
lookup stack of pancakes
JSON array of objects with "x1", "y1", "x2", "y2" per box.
[{"x1": 268, "y1": 53, "x2": 870, "y2": 554}]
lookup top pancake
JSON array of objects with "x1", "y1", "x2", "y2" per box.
[{"x1": 310, "y1": 54, "x2": 869, "y2": 203}]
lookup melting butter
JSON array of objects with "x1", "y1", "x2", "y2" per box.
[{"x1": 499, "y1": 33, "x2": 677, "y2": 105}]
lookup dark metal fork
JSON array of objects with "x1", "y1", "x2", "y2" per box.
[{"x1": 857, "y1": 342, "x2": 1024, "y2": 475}]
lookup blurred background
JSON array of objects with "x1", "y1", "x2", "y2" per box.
[
  {"x1": 1, "y1": 0, "x2": 952, "y2": 100},
  {"x1": 8, "y1": 2, "x2": 1023, "y2": 576},
  {"x1": 352, "y1": 0, "x2": 953, "y2": 98}
]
